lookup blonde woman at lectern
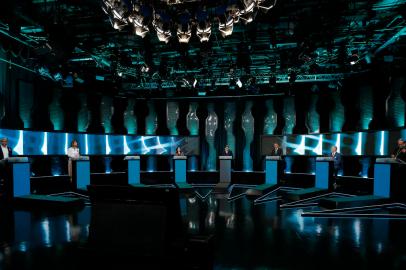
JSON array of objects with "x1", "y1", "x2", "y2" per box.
[{"x1": 67, "y1": 139, "x2": 80, "y2": 180}]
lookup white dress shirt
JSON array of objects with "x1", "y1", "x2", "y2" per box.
[
  {"x1": 1, "y1": 145, "x2": 9, "y2": 159},
  {"x1": 67, "y1": 147, "x2": 80, "y2": 159}
]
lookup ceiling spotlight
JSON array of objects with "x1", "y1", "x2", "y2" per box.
[
  {"x1": 129, "y1": 4, "x2": 152, "y2": 37},
  {"x1": 153, "y1": 12, "x2": 172, "y2": 43},
  {"x1": 256, "y1": 0, "x2": 278, "y2": 12},
  {"x1": 218, "y1": 15, "x2": 234, "y2": 37},
  {"x1": 177, "y1": 11, "x2": 192, "y2": 43}
]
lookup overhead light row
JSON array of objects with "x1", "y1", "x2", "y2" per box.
[{"x1": 101, "y1": 0, "x2": 277, "y2": 43}]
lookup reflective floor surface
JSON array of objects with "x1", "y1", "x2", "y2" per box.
[{"x1": 1, "y1": 188, "x2": 406, "y2": 270}]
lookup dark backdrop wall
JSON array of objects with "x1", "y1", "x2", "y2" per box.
[{"x1": 0, "y1": 65, "x2": 405, "y2": 172}]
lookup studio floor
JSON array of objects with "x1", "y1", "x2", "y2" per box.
[{"x1": 1, "y1": 186, "x2": 406, "y2": 270}]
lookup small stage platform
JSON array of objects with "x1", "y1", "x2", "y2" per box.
[
  {"x1": 319, "y1": 195, "x2": 389, "y2": 209},
  {"x1": 13, "y1": 194, "x2": 85, "y2": 210}
]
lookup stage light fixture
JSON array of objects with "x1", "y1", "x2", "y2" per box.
[
  {"x1": 219, "y1": 16, "x2": 234, "y2": 37},
  {"x1": 197, "y1": 24, "x2": 211, "y2": 42},
  {"x1": 256, "y1": 0, "x2": 278, "y2": 12}
]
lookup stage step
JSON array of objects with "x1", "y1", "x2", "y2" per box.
[
  {"x1": 213, "y1": 182, "x2": 230, "y2": 194},
  {"x1": 319, "y1": 195, "x2": 389, "y2": 209},
  {"x1": 14, "y1": 194, "x2": 84, "y2": 210},
  {"x1": 284, "y1": 187, "x2": 327, "y2": 201},
  {"x1": 246, "y1": 184, "x2": 277, "y2": 197}
]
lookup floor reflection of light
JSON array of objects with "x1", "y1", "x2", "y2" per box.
[
  {"x1": 18, "y1": 242, "x2": 28, "y2": 252},
  {"x1": 294, "y1": 209, "x2": 305, "y2": 232},
  {"x1": 334, "y1": 225, "x2": 340, "y2": 239},
  {"x1": 353, "y1": 219, "x2": 361, "y2": 247},
  {"x1": 41, "y1": 218, "x2": 51, "y2": 247},
  {"x1": 377, "y1": 242, "x2": 383, "y2": 254},
  {"x1": 316, "y1": 224, "x2": 322, "y2": 235},
  {"x1": 65, "y1": 220, "x2": 71, "y2": 242}
]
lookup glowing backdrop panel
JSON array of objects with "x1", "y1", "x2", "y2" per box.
[{"x1": 0, "y1": 128, "x2": 199, "y2": 156}]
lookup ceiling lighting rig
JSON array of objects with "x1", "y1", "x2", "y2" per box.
[{"x1": 101, "y1": 0, "x2": 277, "y2": 43}]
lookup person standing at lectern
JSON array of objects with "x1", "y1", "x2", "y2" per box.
[
  {"x1": 331, "y1": 146, "x2": 342, "y2": 177},
  {"x1": 175, "y1": 146, "x2": 184, "y2": 156},
  {"x1": 392, "y1": 138, "x2": 404, "y2": 158},
  {"x1": 0, "y1": 137, "x2": 12, "y2": 187},
  {"x1": 271, "y1": 143, "x2": 283, "y2": 156},
  {"x1": 67, "y1": 140, "x2": 80, "y2": 180},
  {"x1": 222, "y1": 145, "x2": 233, "y2": 157}
]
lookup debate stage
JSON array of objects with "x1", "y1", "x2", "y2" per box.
[{"x1": 1, "y1": 166, "x2": 406, "y2": 270}]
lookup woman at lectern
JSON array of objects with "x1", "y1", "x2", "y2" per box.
[
  {"x1": 175, "y1": 147, "x2": 184, "y2": 156},
  {"x1": 67, "y1": 140, "x2": 80, "y2": 179},
  {"x1": 222, "y1": 145, "x2": 233, "y2": 157}
]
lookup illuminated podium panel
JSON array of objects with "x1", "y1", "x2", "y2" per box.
[
  {"x1": 8, "y1": 157, "x2": 30, "y2": 198},
  {"x1": 315, "y1": 157, "x2": 335, "y2": 189},
  {"x1": 219, "y1": 156, "x2": 232, "y2": 183},
  {"x1": 265, "y1": 156, "x2": 283, "y2": 185},
  {"x1": 173, "y1": 156, "x2": 187, "y2": 183},
  {"x1": 124, "y1": 156, "x2": 140, "y2": 185},
  {"x1": 374, "y1": 158, "x2": 405, "y2": 198},
  {"x1": 71, "y1": 156, "x2": 90, "y2": 191}
]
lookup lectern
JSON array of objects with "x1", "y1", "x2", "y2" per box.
[
  {"x1": 173, "y1": 156, "x2": 187, "y2": 183},
  {"x1": 374, "y1": 158, "x2": 405, "y2": 198},
  {"x1": 265, "y1": 156, "x2": 283, "y2": 185},
  {"x1": 71, "y1": 156, "x2": 90, "y2": 191},
  {"x1": 124, "y1": 156, "x2": 140, "y2": 185},
  {"x1": 315, "y1": 157, "x2": 335, "y2": 189},
  {"x1": 8, "y1": 157, "x2": 30, "y2": 198},
  {"x1": 219, "y1": 156, "x2": 232, "y2": 183}
]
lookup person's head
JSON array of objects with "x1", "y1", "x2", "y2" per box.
[
  {"x1": 71, "y1": 140, "x2": 78, "y2": 148},
  {"x1": 398, "y1": 138, "x2": 404, "y2": 147},
  {"x1": 274, "y1": 143, "x2": 280, "y2": 149},
  {"x1": 331, "y1": 146, "x2": 338, "y2": 153},
  {"x1": 225, "y1": 145, "x2": 230, "y2": 152},
  {"x1": 1, "y1": 138, "x2": 8, "y2": 147},
  {"x1": 176, "y1": 146, "x2": 181, "y2": 153}
]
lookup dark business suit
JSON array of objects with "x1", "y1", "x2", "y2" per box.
[
  {"x1": 271, "y1": 148, "x2": 283, "y2": 156},
  {"x1": 0, "y1": 146, "x2": 12, "y2": 196},
  {"x1": 0, "y1": 146, "x2": 12, "y2": 160},
  {"x1": 222, "y1": 150, "x2": 233, "y2": 157},
  {"x1": 331, "y1": 152, "x2": 342, "y2": 177}
]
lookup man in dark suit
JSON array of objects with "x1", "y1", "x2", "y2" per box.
[
  {"x1": 331, "y1": 145, "x2": 342, "y2": 177},
  {"x1": 271, "y1": 143, "x2": 283, "y2": 156},
  {"x1": 222, "y1": 145, "x2": 233, "y2": 157},
  {"x1": 0, "y1": 138, "x2": 12, "y2": 160},
  {"x1": 392, "y1": 138, "x2": 404, "y2": 158},
  {"x1": 0, "y1": 138, "x2": 12, "y2": 196}
]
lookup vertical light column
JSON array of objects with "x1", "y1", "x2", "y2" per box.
[
  {"x1": 359, "y1": 85, "x2": 373, "y2": 130},
  {"x1": 124, "y1": 98, "x2": 137, "y2": 134},
  {"x1": 307, "y1": 94, "x2": 320, "y2": 133},
  {"x1": 100, "y1": 96, "x2": 113, "y2": 133},
  {"x1": 77, "y1": 93, "x2": 89, "y2": 132},
  {"x1": 263, "y1": 99, "x2": 277, "y2": 135},
  {"x1": 18, "y1": 80, "x2": 34, "y2": 128},
  {"x1": 186, "y1": 102, "x2": 199, "y2": 171},
  {"x1": 242, "y1": 101, "x2": 254, "y2": 171},
  {"x1": 224, "y1": 102, "x2": 236, "y2": 155},
  {"x1": 283, "y1": 97, "x2": 295, "y2": 134},
  {"x1": 386, "y1": 77, "x2": 405, "y2": 128},
  {"x1": 167, "y1": 101, "x2": 179, "y2": 135},
  {"x1": 205, "y1": 104, "x2": 218, "y2": 171},
  {"x1": 146, "y1": 101, "x2": 158, "y2": 171},
  {"x1": 330, "y1": 92, "x2": 345, "y2": 132},
  {"x1": 49, "y1": 88, "x2": 64, "y2": 130}
]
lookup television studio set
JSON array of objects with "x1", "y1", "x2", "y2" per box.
[{"x1": 1, "y1": 0, "x2": 406, "y2": 269}]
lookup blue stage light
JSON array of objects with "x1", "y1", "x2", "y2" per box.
[
  {"x1": 294, "y1": 135, "x2": 306, "y2": 155},
  {"x1": 85, "y1": 134, "x2": 89, "y2": 155},
  {"x1": 105, "y1": 135, "x2": 111, "y2": 155},
  {"x1": 312, "y1": 135, "x2": 323, "y2": 155},
  {"x1": 355, "y1": 132, "x2": 363, "y2": 155},
  {"x1": 64, "y1": 133, "x2": 68, "y2": 155},
  {"x1": 41, "y1": 132, "x2": 48, "y2": 155},
  {"x1": 13, "y1": 130, "x2": 24, "y2": 155},
  {"x1": 123, "y1": 136, "x2": 130, "y2": 155}
]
